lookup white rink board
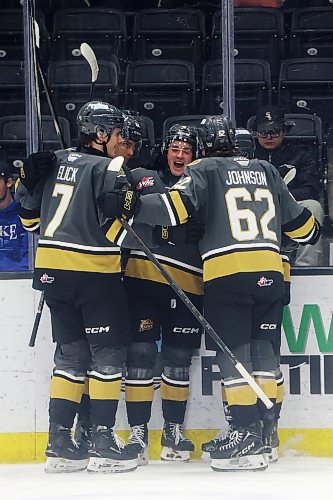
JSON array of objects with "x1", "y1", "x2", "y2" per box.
[{"x1": 0, "y1": 276, "x2": 333, "y2": 433}]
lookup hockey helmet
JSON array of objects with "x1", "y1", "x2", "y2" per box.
[
  {"x1": 235, "y1": 128, "x2": 255, "y2": 159},
  {"x1": 199, "y1": 115, "x2": 236, "y2": 156},
  {"x1": 163, "y1": 124, "x2": 203, "y2": 160},
  {"x1": 77, "y1": 101, "x2": 124, "y2": 137},
  {"x1": 121, "y1": 113, "x2": 143, "y2": 152}
]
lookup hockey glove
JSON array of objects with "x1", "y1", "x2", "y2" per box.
[
  {"x1": 100, "y1": 188, "x2": 141, "y2": 221},
  {"x1": 154, "y1": 215, "x2": 205, "y2": 246},
  {"x1": 19, "y1": 151, "x2": 56, "y2": 192}
]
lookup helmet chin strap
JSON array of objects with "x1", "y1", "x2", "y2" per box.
[{"x1": 94, "y1": 134, "x2": 112, "y2": 156}]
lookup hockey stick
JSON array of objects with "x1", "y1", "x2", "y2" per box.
[
  {"x1": 118, "y1": 216, "x2": 273, "y2": 409},
  {"x1": 80, "y1": 42, "x2": 99, "y2": 101},
  {"x1": 28, "y1": 43, "x2": 99, "y2": 347}
]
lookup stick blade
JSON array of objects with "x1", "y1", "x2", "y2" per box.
[{"x1": 80, "y1": 43, "x2": 99, "y2": 82}]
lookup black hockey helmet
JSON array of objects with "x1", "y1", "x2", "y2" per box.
[
  {"x1": 199, "y1": 115, "x2": 236, "y2": 156},
  {"x1": 121, "y1": 112, "x2": 143, "y2": 152},
  {"x1": 162, "y1": 124, "x2": 203, "y2": 159},
  {"x1": 235, "y1": 128, "x2": 255, "y2": 159},
  {"x1": 77, "y1": 101, "x2": 124, "y2": 137}
]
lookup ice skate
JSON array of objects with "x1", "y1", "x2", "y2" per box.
[
  {"x1": 88, "y1": 425, "x2": 138, "y2": 473},
  {"x1": 161, "y1": 422, "x2": 194, "y2": 462},
  {"x1": 201, "y1": 422, "x2": 238, "y2": 462},
  {"x1": 210, "y1": 422, "x2": 267, "y2": 472},
  {"x1": 123, "y1": 424, "x2": 149, "y2": 466},
  {"x1": 45, "y1": 423, "x2": 89, "y2": 473},
  {"x1": 263, "y1": 419, "x2": 279, "y2": 463},
  {"x1": 74, "y1": 420, "x2": 93, "y2": 451}
]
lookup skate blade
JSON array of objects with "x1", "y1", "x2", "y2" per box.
[
  {"x1": 45, "y1": 457, "x2": 89, "y2": 473},
  {"x1": 201, "y1": 451, "x2": 212, "y2": 463},
  {"x1": 264, "y1": 447, "x2": 278, "y2": 463},
  {"x1": 211, "y1": 454, "x2": 267, "y2": 472},
  {"x1": 161, "y1": 447, "x2": 190, "y2": 462},
  {"x1": 87, "y1": 457, "x2": 138, "y2": 473},
  {"x1": 138, "y1": 448, "x2": 149, "y2": 466}
]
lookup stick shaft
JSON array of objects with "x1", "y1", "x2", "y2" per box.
[{"x1": 119, "y1": 218, "x2": 273, "y2": 409}]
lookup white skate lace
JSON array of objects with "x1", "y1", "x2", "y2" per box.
[
  {"x1": 220, "y1": 429, "x2": 243, "y2": 450},
  {"x1": 170, "y1": 423, "x2": 189, "y2": 445},
  {"x1": 128, "y1": 425, "x2": 146, "y2": 448},
  {"x1": 113, "y1": 432, "x2": 125, "y2": 450},
  {"x1": 70, "y1": 435, "x2": 80, "y2": 449}
]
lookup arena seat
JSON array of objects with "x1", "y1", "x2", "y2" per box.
[{"x1": 290, "y1": 7, "x2": 333, "y2": 58}]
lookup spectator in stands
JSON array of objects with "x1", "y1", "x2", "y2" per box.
[
  {"x1": 251, "y1": 105, "x2": 324, "y2": 266},
  {"x1": 0, "y1": 162, "x2": 28, "y2": 271}
]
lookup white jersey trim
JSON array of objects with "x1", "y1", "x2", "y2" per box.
[
  {"x1": 130, "y1": 250, "x2": 203, "y2": 274},
  {"x1": 38, "y1": 239, "x2": 120, "y2": 253},
  {"x1": 161, "y1": 193, "x2": 177, "y2": 226},
  {"x1": 202, "y1": 242, "x2": 280, "y2": 260}
]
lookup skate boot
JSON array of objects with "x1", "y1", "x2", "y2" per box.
[
  {"x1": 201, "y1": 422, "x2": 238, "y2": 462},
  {"x1": 262, "y1": 419, "x2": 279, "y2": 463},
  {"x1": 88, "y1": 425, "x2": 138, "y2": 473},
  {"x1": 123, "y1": 424, "x2": 149, "y2": 466},
  {"x1": 210, "y1": 422, "x2": 267, "y2": 472},
  {"x1": 74, "y1": 420, "x2": 93, "y2": 452},
  {"x1": 45, "y1": 423, "x2": 90, "y2": 473},
  {"x1": 161, "y1": 422, "x2": 194, "y2": 462}
]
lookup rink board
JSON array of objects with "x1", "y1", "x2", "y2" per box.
[{"x1": 1, "y1": 275, "x2": 333, "y2": 463}]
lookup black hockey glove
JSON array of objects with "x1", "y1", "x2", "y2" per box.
[
  {"x1": 277, "y1": 164, "x2": 295, "y2": 179},
  {"x1": 299, "y1": 218, "x2": 321, "y2": 246},
  {"x1": 100, "y1": 187, "x2": 141, "y2": 221},
  {"x1": 154, "y1": 215, "x2": 205, "y2": 246},
  {"x1": 19, "y1": 151, "x2": 56, "y2": 192}
]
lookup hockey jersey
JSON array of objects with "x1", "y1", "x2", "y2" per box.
[
  {"x1": 124, "y1": 168, "x2": 203, "y2": 296},
  {"x1": 133, "y1": 156, "x2": 317, "y2": 284},
  {"x1": 17, "y1": 149, "x2": 127, "y2": 289}
]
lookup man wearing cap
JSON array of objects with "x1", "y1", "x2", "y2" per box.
[
  {"x1": 0, "y1": 161, "x2": 28, "y2": 271},
  {"x1": 251, "y1": 105, "x2": 324, "y2": 266}
]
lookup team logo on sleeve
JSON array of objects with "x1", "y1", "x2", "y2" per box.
[
  {"x1": 136, "y1": 177, "x2": 155, "y2": 190},
  {"x1": 257, "y1": 276, "x2": 273, "y2": 287}
]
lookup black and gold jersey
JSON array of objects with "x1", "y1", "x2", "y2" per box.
[
  {"x1": 18, "y1": 149, "x2": 125, "y2": 288},
  {"x1": 124, "y1": 168, "x2": 203, "y2": 296},
  {"x1": 134, "y1": 156, "x2": 317, "y2": 284}
]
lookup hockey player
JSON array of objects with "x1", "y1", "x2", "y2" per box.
[
  {"x1": 122, "y1": 124, "x2": 204, "y2": 465},
  {"x1": 16, "y1": 101, "x2": 139, "y2": 474},
  {"x1": 100, "y1": 115, "x2": 320, "y2": 472}
]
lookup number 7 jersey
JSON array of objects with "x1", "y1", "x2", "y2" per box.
[{"x1": 134, "y1": 156, "x2": 317, "y2": 284}]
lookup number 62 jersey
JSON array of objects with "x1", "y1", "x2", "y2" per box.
[{"x1": 134, "y1": 156, "x2": 319, "y2": 285}]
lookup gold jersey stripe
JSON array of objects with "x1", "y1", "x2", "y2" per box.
[
  {"x1": 160, "y1": 381, "x2": 189, "y2": 402},
  {"x1": 203, "y1": 250, "x2": 283, "y2": 281},
  {"x1": 253, "y1": 377, "x2": 277, "y2": 400},
  {"x1": 105, "y1": 219, "x2": 123, "y2": 243},
  {"x1": 125, "y1": 385, "x2": 154, "y2": 403},
  {"x1": 89, "y1": 378, "x2": 121, "y2": 400},
  {"x1": 276, "y1": 382, "x2": 284, "y2": 404},
  {"x1": 20, "y1": 216, "x2": 40, "y2": 228},
  {"x1": 125, "y1": 258, "x2": 203, "y2": 295},
  {"x1": 285, "y1": 215, "x2": 315, "y2": 239},
  {"x1": 50, "y1": 376, "x2": 84, "y2": 403},
  {"x1": 35, "y1": 247, "x2": 121, "y2": 273},
  {"x1": 225, "y1": 385, "x2": 257, "y2": 406},
  {"x1": 169, "y1": 191, "x2": 189, "y2": 224}
]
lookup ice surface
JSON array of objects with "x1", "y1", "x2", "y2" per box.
[{"x1": 1, "y1": 458, "x2": 333, "y2": 500}]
